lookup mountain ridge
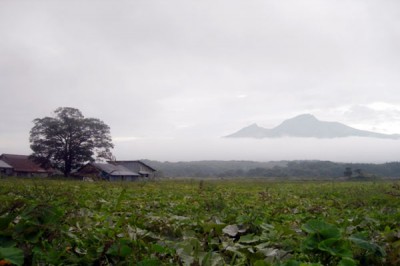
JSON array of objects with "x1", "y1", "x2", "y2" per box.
[{"x1": 226, "y1": 114, "x2": 400, "y2": 139}]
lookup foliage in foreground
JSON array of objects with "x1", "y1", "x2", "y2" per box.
[{"x1": 0, "y1": 179, "x2": 400, "y2": 265}]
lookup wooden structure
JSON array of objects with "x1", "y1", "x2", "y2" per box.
[
  {"x1": 111, "y1": 160, "x2": 157, "y2": 178},
  {"x1": 76, "y1": 162, "x2": 140, "y2": 181},
  {"x1": 0, "y1": 154, "x2": 52, "y2": 177}
]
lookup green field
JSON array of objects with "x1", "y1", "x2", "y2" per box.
[{"x1": 1, "y1": 179, "x2": 399, "y2": 265}]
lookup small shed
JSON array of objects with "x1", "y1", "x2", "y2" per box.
[
  {"x1": 0, "y1": 160, "x2": 13, "y2": 176},
  {"x1": 77, "y1": 162, "x2": 140, "y2": 181}
]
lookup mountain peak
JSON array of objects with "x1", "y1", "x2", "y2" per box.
[
  {"x1": 226, "y1": 114, "x2": 400, "y2": 139},
  {"x1": 246, "y1": 123, "x2": 261, "y2": 128},
  {"x1": 292, "y1": 114, "x2": 318, "y2": 121},
  {"x1": 278, "y1": 114, "x2": 320, "y2": 128}
]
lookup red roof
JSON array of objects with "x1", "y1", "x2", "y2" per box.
[{"x1": 0, "y1": 154, "x2": 49, "y2": 173}]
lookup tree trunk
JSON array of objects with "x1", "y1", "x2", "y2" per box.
[{"x1": 64, "y1": 158, "x2": 72, "y2": 177}]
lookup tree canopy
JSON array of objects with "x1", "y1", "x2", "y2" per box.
[{"x1": 30, "y1": 107, "x2": 114, "y2": 176}]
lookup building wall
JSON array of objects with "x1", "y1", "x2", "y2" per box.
[
  {"x1": 14, "y1": 171, "x2": 49, "y2": 177},
  {"x1": 108, "y1": 175, "x2": 139, "y2": 182},
  {"x1": 76, "y1": 164, "x2": 103, "y2": 180},
  {"x1": 116, "y1": 161, "x2": 156, "y2": 178},
  {"x1": 108, "y1": 175, "x2": 122, "y2": 182},
  {"x1": 0, "y1": 168, "x2": 13, "y2": 176}
]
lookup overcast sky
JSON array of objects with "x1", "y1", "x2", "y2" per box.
[{"x1": 1, "y1": 0, "x2": 400, "y2": 162}]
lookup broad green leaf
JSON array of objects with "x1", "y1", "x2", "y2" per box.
[
  {"x1": 281, "y1": 260, "x2": 301, "y2": 266},
  {"x1": 203, "y1": 223, "x2": 226, "y2": 234},
  {"x1": 238, "y1": 234, "x2": 260, "y2": 244},
  {"x1": 302, "y1": 220, "x2": 340, "y2": 239},
  {"x1": 348, "y1": 236, "x2": 386, "y2": 256},
  {"x1": 0, "y1": 247, "x2": 24, "y2": 266},
  {"x1": 151, "y1": 244, "x2": 167, "y2": 253},
  {"x1": 338, "y1": 257, "x2": 357, "y2": 266},
  {"x1": 119, "y1": 244, "x2": 132, "y2": 257},
  {"x1": 0, "y1": 236, "x2": 15, "y2": 248},
  {"x1": 302, "y1": 235, "x2": 319, "y2": 250},
  {"x1": 318, "y1": 238, "x2": 352, "y2": 258},
  {"x1": 253, "y1": 260, "x2": 269, "y2": 266},
  {"x1": 106, "y1": 241, "x2": 132, "y2": 257},
  {"x1": 0, "y1": 215, "x2": 14, "y2": 231}
]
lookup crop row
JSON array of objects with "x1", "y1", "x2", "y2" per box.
[{"x1": 0, "y1": 179, "x2": 399, "y2": 265}]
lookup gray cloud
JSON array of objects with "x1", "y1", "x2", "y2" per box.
[{"x1": 1, "y1": 0, "x2": 400, "y2": 161}]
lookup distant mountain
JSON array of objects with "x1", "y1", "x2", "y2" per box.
[{"x1": 226, "y1": 114, "x2": 400, "y2": 139}]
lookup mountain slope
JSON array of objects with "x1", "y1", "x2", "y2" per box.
[
  {"x1": 225, "y1": 123, "x2": 271, "y2": 138},
  {"x1": 226, "y1": 114, "x2": 400, "y2": 139}
]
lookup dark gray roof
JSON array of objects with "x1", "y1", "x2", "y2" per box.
[
  {"x1": 0, "y1": 154, "x2": 49, "y2": 173},
  {"x1": 0, "y1": 160, "x2": 13, "y2": 169},
  {"x1": 112, "y1": 160, "x2": 156, "y2": 172},
  {"x1": 92, "y1": 163, "x2": 139, "y2": 176}
]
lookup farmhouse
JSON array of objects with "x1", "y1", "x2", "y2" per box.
[
  {"x1": 111, "y1": 160, "x2": 157, "y2": 178},
  {"x1": 0, "y1": 154, "x2": 53, "y2": 177},
  {"x1": 77, "y1": 162, "x2": 141, "y2": 181},
  {"x1": 0, "y1": 153, "x2": 157, "y2": 181},
  {"x1": 76, "y1": 160, "x2": 157, "y2": 181}
]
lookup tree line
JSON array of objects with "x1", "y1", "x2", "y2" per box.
[{"x1": 144, "y1": 159, "x2": 400, "y2": 179}]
